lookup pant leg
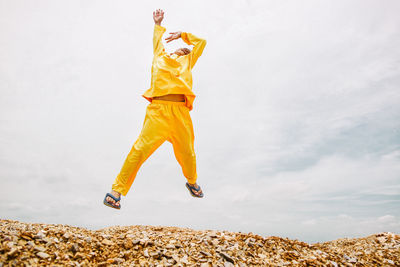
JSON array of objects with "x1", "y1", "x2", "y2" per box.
[
  {"x1": 169, "y1": 105, "x2": 197, "y2": 184},
  {"x1": 112, "y1": 103, "x2": 169, "y2": 196}
]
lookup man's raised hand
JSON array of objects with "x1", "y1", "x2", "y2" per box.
[
  {"x1": 153, "y1": 9, "x2": 164, "y2": 25},
  {"x1": 165, "y1": 31, "x2": 182, "y2": 43}
]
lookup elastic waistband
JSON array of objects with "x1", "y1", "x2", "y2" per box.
[{"x1": 151, "y1": 99, "x2": 187, "y2": 106}]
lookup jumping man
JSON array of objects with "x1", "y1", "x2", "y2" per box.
[{"x1": 103, "y1": 9, "x2": 207, "y2": 209}]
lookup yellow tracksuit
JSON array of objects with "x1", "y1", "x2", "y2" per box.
[{"x1": 111, "y1": 25, "x2": 206, "y2": 196}]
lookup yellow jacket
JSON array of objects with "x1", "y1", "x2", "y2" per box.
[{"x1": 142, "y1": 24, "x2": 207, "y2": 111}]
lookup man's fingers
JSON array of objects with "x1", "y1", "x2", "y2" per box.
[{"x1": 165, "y1": 36, "x2": 177, "y2": 42}]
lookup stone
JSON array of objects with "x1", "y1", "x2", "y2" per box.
[
  {"x1": 20, "y1": 233, "x2": 32, "y2": 240},
  {"x1": 143, "y1": 249, "x2": 149, "y2": 257},
  {"x1": 107, "y1": 257, "x2": 124, "y2": 264},
  {"x1": 35, "y1": 230, "x2": 46, "y2": 239},
  {"x1": 220, "y1": 252, "x2": 235, "y2": 264},
  {"x1": 62, "y1": 232, "x2": 71, "y2": 240},
  {"x1": 209, "y1": 231, "x2": 219, "y2": 238},
  {"x1": 200, "y1": 251, "x2": 212, "y2": 257},
  {"x1": 5, "y1": 241, "x2": 15, "y2": 249},
  {"x1": 166, "y1": 244, "x2": 175, "y2": 249},
  {"x1": 74, "y1": 252, "x2": 85, "y2": 259},
  {"x1": 7, "y1": 248, "x2": 19, "y2": 258},
  {"x1": 377, "y1": 236, "x2": 386, "y2": 244},
  {"x1": 34, "y1": 245, "x2": 47, "y2": 252},
  {"x1": 101, "y1": 239, "x2": 113, "y2": 246},
  {"x1": 70, "y1": 243, "x2": 79, "y2": 253},
  {"x1": 181, "y1": 255, "x2": 189, "y2": 264},
  {"x1": 123, "y1": 239, "x2": 133, "y2": 249},
  {"x1": 37, "y1": 252, "x2": 50, "y2": 259},
  {"x1": 17, "y1": 240, "x2": 26, "y2": 246}
]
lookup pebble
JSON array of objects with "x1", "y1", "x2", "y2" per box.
[
  {"x1": 219, "y1": 252, "x2": 235, "y2": 264},
  {"x1": 143, "y1": 249, "x2": 149, "y2": 257},
  {"x1": 62, "y1": 232, "x2": 71, "y2": 239},
  {"x1": 70, "y1": 243, "x2": 79, "y2": 253},
  {"x1": 101, "y1": 239, "x2": 113, "y2": 246},
  {"x1": 35, "y1": 230, "x2": 46, "y2": 239},
  {"x1": 34, "y1": 245, "x2": 46, "y2": 252},
  {"x1": 36, "y1": 252, "x2": 50, "y2": 259},
  {"x1": 166, "y1": 244, "x2": 175, "y2": 249},
  {"x1": 7, "y1": 248, "x2": 19, "y2": 257},
  {"x1": 123, "y1": 239, "x2": 133, "y2": 249}
]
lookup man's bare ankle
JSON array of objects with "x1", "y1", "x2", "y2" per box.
[{"x1": 111, "y1": 190, "x2": 121, "y2": 197}]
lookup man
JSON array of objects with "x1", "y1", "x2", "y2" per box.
[{"x1": 103, "y1": 9, "x2": 206, "y2": 209}]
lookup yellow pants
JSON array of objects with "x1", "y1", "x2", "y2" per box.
[{"x1": 111, "y1": 99, "x2": 197, "y2": 196}]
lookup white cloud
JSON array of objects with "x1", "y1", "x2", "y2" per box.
[{"x1": 378, "y1": 215, "x2": 396, "y2": 223}]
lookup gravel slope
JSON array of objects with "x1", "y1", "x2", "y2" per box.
[{"x1": 1, "y1": 219, "x2": 399, "y2": 266}]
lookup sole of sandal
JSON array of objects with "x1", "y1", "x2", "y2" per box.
[{"x1": 103, "y1": 200, "x2": 121, "y2": 209}]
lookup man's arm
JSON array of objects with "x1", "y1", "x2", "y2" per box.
[
  {"x1": 181, "y1": 32, "x2": 207, "y2": 68},
  {"x1": 165, "y1": 29, "x2": 207, "y2": 68},
  {"x1": 153, "y1": 9, "x2": 166, "y2": 56}
]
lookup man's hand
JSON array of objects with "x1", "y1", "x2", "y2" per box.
[
  {"x1": 153, "y1": 9, "x2": 164, "y2": 25},
  {"x1": 165, "y1": 31, "x2": 182, "y2": 43}
]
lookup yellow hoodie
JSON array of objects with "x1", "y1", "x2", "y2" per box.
[{"x1": 142, "y1": 24, "x2": 207, "y2": 111}]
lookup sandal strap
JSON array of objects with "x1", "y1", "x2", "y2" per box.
[
  {"x1": 106, "y1": 192, "x2": 121, "y2": 202},
  {"x1": 186, "y1": 182, "x2": 201, "y2": 191}
]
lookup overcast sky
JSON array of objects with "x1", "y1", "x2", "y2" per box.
[{"x1": 1, "y1": 0, "x2": 399, "y2": 243}]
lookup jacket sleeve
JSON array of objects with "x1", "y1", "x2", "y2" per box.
[
  {"x1": 153, "y1": 24, "x2": 166, "y2": 56},
  {"x1": 181, "y1": 31, "x2": 207, "y2": 68}
]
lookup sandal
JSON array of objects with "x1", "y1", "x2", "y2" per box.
[
  {"x1": 103, "y1": 192, "x2": 121, "y2": 209},
  {"x1": 185, "y1": 182, "x2": 204, "y2": 198}
]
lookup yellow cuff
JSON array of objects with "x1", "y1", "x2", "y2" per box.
[
  {"x1": 181, "y1": 32, "x2": 192, "y2": 45},
  {"x1": 155, "y1": 24, "x2": 166, "y2": 32}
]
